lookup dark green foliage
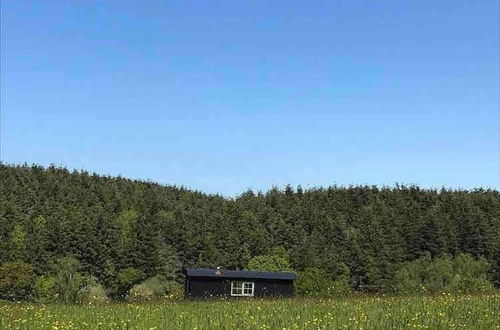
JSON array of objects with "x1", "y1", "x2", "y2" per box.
[
  {"x1": 0, "y1": 261, "x2": 35, "y2": 301},
  {"x1": 50, "y1": 257, "x2": 86, "y2": 303},
  {"x1": 245, "y1": 246, "x2": 294, "y2": 272},
  {"x1": 33, "y1": 276, "x2": 56, "y2": 302},
  {"x1": 48, "y1": 257, "x2": 111, "y2": 303},
  {"x1": 389, "y1": 254, "x2": 495, "y2": 294},
  {"x1": 0, "y1": 163, "x2": 499, "y2": 301},
  {"x1": 115, "y1": 267, "x2": 146, "y2": 298},
  {"x1": 246, "y1": 255, "x2": 293, "y2": 272},
  {"x1": 296, "y1": 267, "x2": 352, "y2": 297}
]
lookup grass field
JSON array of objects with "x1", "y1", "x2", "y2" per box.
[{"x1": 1, "y1": 294, "x2": 499, "y2": 329}]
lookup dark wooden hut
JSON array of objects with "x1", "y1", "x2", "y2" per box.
[{"x1": 183, "y1": 268, "x2": 296, "y2": 298}]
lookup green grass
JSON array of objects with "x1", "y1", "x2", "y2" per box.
[{"x1": 1, "y1": 294, "x2": 499, "y2": 329}]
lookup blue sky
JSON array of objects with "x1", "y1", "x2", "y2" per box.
[{"x1": 1, "y1": 0, "x2": 499, "y2": 196}]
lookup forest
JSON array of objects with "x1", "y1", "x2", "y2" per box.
[{"x1": 0, "y1": 163, "x2": 499, "y2": 301}]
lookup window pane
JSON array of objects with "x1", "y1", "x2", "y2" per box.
[
  {"x1": 241, "y1": 282, "x2": 254, "y2": 295},
  {"x1": 231, "y1": 282, "x2": 254, "y2": 296},
  {"x1": 231, "y1": 282, "x2": 245, "y2": 295}
]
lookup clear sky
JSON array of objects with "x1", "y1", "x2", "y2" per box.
[{"x1": 1, "y1": 0, "x2": 499, "y2": 196}]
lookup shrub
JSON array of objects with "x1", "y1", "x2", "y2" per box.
[
  {"x1": 324, "y1": 277, "x2": 352, "y2": 297},
  {"x1": 127, "y1": 275, "x2": 181, "y2": 301},
  {"x1": 296, "y1": 267, "x2": 329, "y2": 295},
  {"x1": 0, "y1": 261, "x2": 35, "y2": 301},
  {"x1": 296, "y1": 267, "x2": 352, "y2": 297},
  {"x1": 448, "y1": 275, "x2": 495, "y2": 294},
  {"x1": 34, "y1": 276, "x2": 56, "y2": 302},
  {"x1": 142, "y1": 276, "x2": 166, "y2": 295},
  {"x1": 50, "y1": 257, "x2": 85, "y2": 303},
  {"x1": 128, "y1": 283, "x2": 154, "y2": 302},
  {"x1": 390, "y1": 254, "x2": 495, "y2": 294},
  {"x1": 78, "y1": 283, "x2": 108, "y2": 304},
  {"x1": 117, "y1": 267, "x2": 145, "y2": 285},
  {"x1": 117, "y1": 267, "x2": 145, "y2": 298},
  {"x1": 165, "y1": 283, "x2": 184, "y2": 300}
]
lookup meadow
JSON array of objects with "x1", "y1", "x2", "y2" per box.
[{"x1": 1, "y1": 294, "x2": 499, "y2": 330}]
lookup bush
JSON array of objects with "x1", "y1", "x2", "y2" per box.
[
  {"x1": 324, "y1": 277, "x2": 352, "y2": 297},
  {"x1": 127, "y1": 275, "x2": 181, "y2": 301},
  {"x1": 35, "y1": 273, "x2": 108, "y2": 304},
  {"x1": 296, "y1": 267, "x2": 352, "y2": 297},
  {"x1": 50, "y1": 257, "x2": 86, "y2": 303},
  {"x1": 117, "y1": 267, "x2": 146, "y2": 286},
  {"x1": 128, "y1": 283, "x2": 155, "y2": 302},
  {"x1": 165, "y1": 283, "x2": 184, "y2": 300},
  {"x1": 34, "y1": 276, "x2": 56, "y2": 302},
  {"x1": 116, "y1": 267, "x2": 145, "y2": 298},
  {"x1": 0, "y1": 261, "x2": 35, "y2": 301},
  {"x1": 390, "y1": 254, "x2": 495, "y2": 295},
  {"x1": 78, "y1": 283, "x2": 108, "y2": 304},
  {"x1": 448, "y1": 275, "x2": 495, "y2": 294},
  {"x1": 142, "y1": 276, "x2": 166, "y2": 295}
]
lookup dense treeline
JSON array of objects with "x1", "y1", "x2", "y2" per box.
[{"x1": 0, "y1": 164, "x2": 499, "y2": 299}]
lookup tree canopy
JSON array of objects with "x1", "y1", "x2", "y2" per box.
[{"x1": 1, "y1": 163, "x2": 499, "y2": 297}]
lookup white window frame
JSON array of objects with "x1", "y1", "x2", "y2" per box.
[{"x1": 230, "y1": 281, "x2": 255, "y2": 297}]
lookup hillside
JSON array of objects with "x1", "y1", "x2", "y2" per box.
[{"x1": 1, "y1": 163, "x2": 499, "y2": 292}]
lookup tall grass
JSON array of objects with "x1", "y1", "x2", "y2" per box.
[{"x1": 1, "y1": 294, "x2": 499, "y2": 329}]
